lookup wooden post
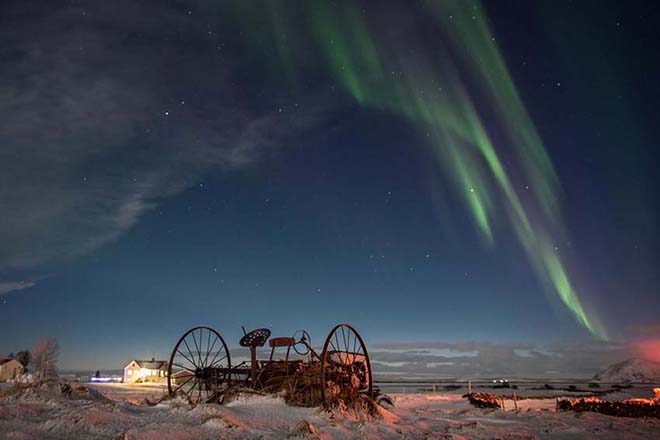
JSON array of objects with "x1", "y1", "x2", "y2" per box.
[
  {"x1": 433, "y1": 384, "x2": 436, "y2": 393},
  {"x1": 468, "y1": 380, "x2": 472, "y2": 395},
  {"x1": 500, "y1": 396, "x2": 505, "y2": 410},
  {"x1": 513, "y1": 391, "x2": 518, "y2": 410}
]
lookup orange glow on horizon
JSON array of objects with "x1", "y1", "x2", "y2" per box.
[{"x1": 632, "y1": 339, "x2": 660, "y2": 363}]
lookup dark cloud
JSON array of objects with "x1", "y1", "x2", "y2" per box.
[{"x1": 0, "y1": 0, "x2": 320, "y2": 291}]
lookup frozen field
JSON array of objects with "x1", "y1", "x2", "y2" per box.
[{"x1": 1, "y1": 381, "x2": 659, "y2": 439}]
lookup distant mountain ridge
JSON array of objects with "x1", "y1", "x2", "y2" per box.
[{"x1": 593, "y1": 358, "x2": 660, "y2": 383}]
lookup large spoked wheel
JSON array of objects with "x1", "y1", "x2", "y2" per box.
[
  {"x1": 167, "y1": 326, "x2": 231, "y2": 405},
  {"x1": 320, "y1": 324, "x2": 372, "y2": 406}
]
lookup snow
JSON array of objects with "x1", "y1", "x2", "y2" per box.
[
  {"x1": 594, "y1": 358, "x2": 660, "y2": 383},
  {"x1": 9, "y1": 373, "x2": 35, "y2": 384},
  {"x1": 1, "y1": 382, "x2": 659, "y2": 439}
]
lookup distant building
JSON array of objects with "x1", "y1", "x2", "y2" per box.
[
  {"x1": 0, "y1": 358, "x2": 25, "y2": 382},
  {"x1": 123, "y1": 358, "x2": 168, "y2": 383}
]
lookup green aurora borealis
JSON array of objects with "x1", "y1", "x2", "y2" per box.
[
  {"x1": 232, "y1": 0, "x2": 606, "y2": 338},
  {"x1": 5, "y1": 0, "x2": 660, "y2": 373}
]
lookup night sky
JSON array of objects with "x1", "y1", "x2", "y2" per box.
[{"x1": 1, "y1": 0, "x2": 659, "y2": 372}]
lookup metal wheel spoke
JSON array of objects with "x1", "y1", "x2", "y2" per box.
[
  {"x1": 341, "y1": 327, "x2": 349, "y2": 353},
  {"x1": 203, "y1": 335, "x2": 218, "y2": 368},
  {"x1": 172, "y1": 362, "x2": 195, "y2": 373},
  {"x1": 172, "y1": 375, "x2": 194, "y2": 393},
  {"x1": 199, "y1": 328, "x2": 205, "y2": 365},
  {"x1": 208, "y1": 354, "x2": 227, "y2": 367},
  {"x1": 197, "y1": 328, "x2": 204, "y2": 366},
  {"x1": 184, "y1": 381, "x2": 194, "y2": 395},
  {"x1": 175, "y1": 349, "x2": 197, "y2": 367},
  {"x1": 191, "y1": 331, "x2": 202, "y2": 366},
  {"x1": 202, "y1": 330, "x2": 212, "y2": 367},
  {"x1": 182, "y1": 338, "x2": 198, "y2": 368},
  {"x1": 184, "y1": 380, "x2": 197, "y2": 398},
  {"x1": 207, "y1": 344, "x2": 227, "y2": 368},
  {"x1": 351, "y1": 333, "x2": 357, "y2": 364}
]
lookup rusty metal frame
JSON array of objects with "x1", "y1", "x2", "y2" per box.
[{"x1": 166, "y1": 323, "x2": 372, "y2": 407}]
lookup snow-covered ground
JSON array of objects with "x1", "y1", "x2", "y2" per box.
[
  {"x1": 594, "y1": 358, "x2": 660, "y2": 383},
  {"x1": 1, "y1": 381, "x2": 659, "y2": 439}
]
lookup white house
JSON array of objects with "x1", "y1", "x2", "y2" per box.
[
  {"x1": 123, "y1": 358, "x2": 168, "y2": 383},
  {"x1": 0, "y1": 358, "x2": 25, "y2": 382}
]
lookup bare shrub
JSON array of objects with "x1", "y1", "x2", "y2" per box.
[{"x1": 32, "y1": 338, "x2": 59, "y2": 382}]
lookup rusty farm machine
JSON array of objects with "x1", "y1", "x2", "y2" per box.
[{"x1": 167, "y1": 324, "x2": 376, "y2": 407}]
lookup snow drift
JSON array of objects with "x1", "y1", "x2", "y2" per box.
[{"x1": 594, "y1": 358, "x2": 660, "y2": 383}]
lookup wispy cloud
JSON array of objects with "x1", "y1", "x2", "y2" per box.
[
  {"x1": 0, "y1": 1, "x2": 322, "y2": 287},
  {"x1": 0, "y1": 281, "x2": 36, "y2": 296},
  {"x1": 370, "y1": 341, "x2": 633, "y2": 378}
]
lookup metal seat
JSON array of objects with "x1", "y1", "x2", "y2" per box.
[
  {"x1": 267, "y1": 337, "x2": 296, "y2": 362},
  {"x1": 239, "y1": 328, "x2": 271, "y2": 347},
  {"x1": 269, "y1": 337, "x2": 295, "y2": 348}
]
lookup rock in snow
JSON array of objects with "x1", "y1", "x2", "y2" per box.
[{"x1": 594, "y1": 358, "x2": 660, "y2": 383}]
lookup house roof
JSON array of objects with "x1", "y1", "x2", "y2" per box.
[
  {"x1": 0, "y1": 357, "x2": 20, "y2": 366},
  {"x1": 127, "y1": 359, "x2": 167, "y2": 370}
]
